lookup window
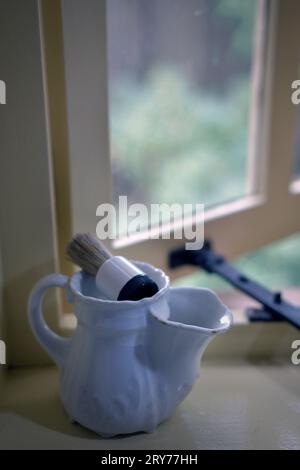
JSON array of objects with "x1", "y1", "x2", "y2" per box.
[
  {"x1": 56, "y1": 0, "x2": 300, "y2": 272},
  {"x1": 39, "y1": 0, "x2": 300, "y2": 289},
  {"x1": 50, "y1": 0, "x2": 300, "y2": 286}
]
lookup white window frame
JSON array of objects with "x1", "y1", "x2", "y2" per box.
[{"x1": 1, "y1": 0, "x2": 300, "y2": 366}]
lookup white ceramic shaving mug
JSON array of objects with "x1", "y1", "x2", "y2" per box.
[{"x1": 28, "y1": 261, "x2": 232, "y2": 437}]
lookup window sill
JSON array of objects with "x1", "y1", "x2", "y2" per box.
[{"x1": 0, "y1": 359, "x2": 299, "y2": 449}]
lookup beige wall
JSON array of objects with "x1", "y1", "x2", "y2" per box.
[{"x1": 0, "y1": 0, "x2": 60, "y2": 366}]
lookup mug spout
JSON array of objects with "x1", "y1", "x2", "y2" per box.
[
  {"x1": 148, "y1": 287, "x2": 233, "y2": 369},
  {"x1": 150, "y1": 286, "x2": 232, "y2": 333}
]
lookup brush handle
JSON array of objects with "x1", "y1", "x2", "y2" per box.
[{"x1": 96, "y1": 256, "x2": 159, "y2": 301}]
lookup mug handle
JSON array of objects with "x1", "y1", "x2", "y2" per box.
[{"x1": 28, "y1": 274, "x2": 72, "y2": 368}]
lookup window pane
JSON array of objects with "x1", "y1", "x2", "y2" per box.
[{"x1": 107, "y1": 0, "x2": 261, "y2": 233}]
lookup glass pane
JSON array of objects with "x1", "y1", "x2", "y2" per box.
[
  {"x1": 173, "y1": 233, "x2": 300, "y2": 297},
  {"x1": 107, "y1": 0, "x2": 261, "y2": 233}
]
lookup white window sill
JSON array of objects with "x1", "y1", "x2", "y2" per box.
[{"x1": 0, "y1": 359, "x2": 299, "y2": 449}]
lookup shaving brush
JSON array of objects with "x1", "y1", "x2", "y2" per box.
[{"x1": 66, "y1": 233, "x2": 159, "y2": 301}]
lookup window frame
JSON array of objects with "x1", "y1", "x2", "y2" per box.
[{"x1": 55, "y1": 0, "x2": 300, "y2": 276}]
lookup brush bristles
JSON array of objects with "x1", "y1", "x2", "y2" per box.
[{"x1": 66, "y1": 233, "x2": 112, "y2": 275}]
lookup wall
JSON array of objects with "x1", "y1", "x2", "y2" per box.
[{"x1": 0, "y1": 0, "x2": 59, "y2": 366}]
